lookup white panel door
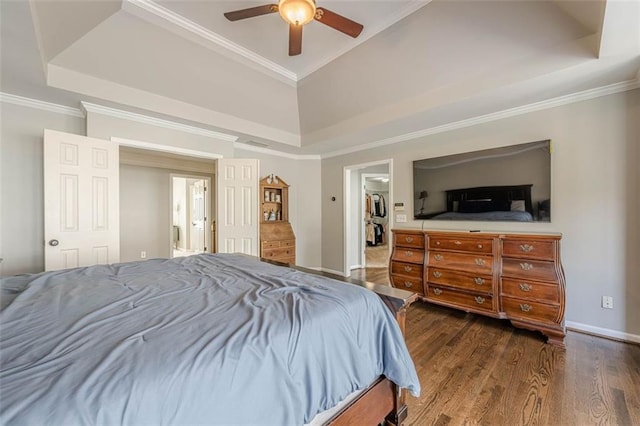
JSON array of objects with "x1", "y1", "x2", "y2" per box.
[
  {"x1": 216, "y1": 159, "x2": 258, "y2": 255},
  {"x1": 190, "y1": 179, "x2": 206, "y2": 253},
  {"x1": 44, "y1": 129, "x2": 120, "y2": 271}
]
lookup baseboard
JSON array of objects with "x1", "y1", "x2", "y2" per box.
[
  {"x1": 566, "y1": 321, "x2": 640, "y2": 344},
  {"x1": 313, "y1": 267, "x2": 347, "y2": 277},
  {"x1": 350, "y1": 264, "x2": 363, "y2": 270}
]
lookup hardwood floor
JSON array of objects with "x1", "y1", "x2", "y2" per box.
[{"x1": 350, "y1": 267, "x2": 640, "y2": 425}]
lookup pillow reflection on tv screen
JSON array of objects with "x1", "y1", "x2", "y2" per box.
[
  {"x1": 459, "y1": 200, "x2": 494, "y2": 213},
  {"x1": 511, "y1": 200, "x2": 526, "y2": 212}
]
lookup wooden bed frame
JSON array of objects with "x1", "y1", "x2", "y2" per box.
[
  {"x1": 445, "y1": 184, "x2": 534, "y2": 216},
  {"x1": 266, "y1": 261, "x2": 418, "y2": 426}
]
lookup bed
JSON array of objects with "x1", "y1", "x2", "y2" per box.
[
  {"x1": 430, "y1": 184, "x2": 534, "y2": 221},
  {"x1": 0, "y1": 253, "x2": 420, "y2": 425}
]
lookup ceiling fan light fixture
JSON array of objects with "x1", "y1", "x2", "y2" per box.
[{"x1": 278, "y1": 0, "x2": 316, "y2": 26}]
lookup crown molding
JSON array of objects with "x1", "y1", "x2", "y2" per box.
[
  {"x1": 321, "y1": 78, "x2": 640, "y2": 159},
  {"x1": 81, "y1": 102, "x2": 238, "y2": 142},
  {"x1": 0, "y1": 92, "x2": 84, "y2": 117},
  {"x1": 123, "y1": 0, "x2": 297, "y2": 82},
  {"x1": 234, "y1": 141, "x2": 320, "y2": 160},
  {"x1": 113, "y1": 136, "x2": 223, "y2": 159}
]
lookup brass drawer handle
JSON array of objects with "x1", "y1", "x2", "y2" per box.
[
  {"x1": 403, "y1": 266, "x2": 413, "y2": 273},
  {"x1": 433, "y1": 271, "x2": 442, "y2": 278},
  {"x1": 475, "y1": 296, "x2": 485, "y2": 304},
  {"x1": 405, "y1": 250, "x2": 413, "y2": 257},
  {"x1": 520, "y1": 262, "x2": 534, "y2": 270},
  {"x1": 404, "y1": 281, "x2": 413, "y2": 288},
  {"x1": 405, "y1": 236, "x2": 414, "y2": 243},
  {"x1": 519, "y1": 283, "x2": 532, "y2": 292},
  {"x1": 434, "y1": 254, "x2": 443, "y2": 261},
  {"x1": 477, "y1": 244, "x2": 483, "y2": 249},
  {"x1": 454, "y1": 240, "x2": 462, "y2": 245},
  {"x1": 436, "y1": 241, "x2": 441, "y2": 246},
  {"x1": 475, "y1": 258, "x2": 486, "y2": 266},
  {"x1": 474, "y1": 277, "x2": 485, "y2": 285},
  {"x1": 520, "y1": 244, "x2": 534, "y2": 252},
  {"x1": 433, "y1": 288, "x2": 443, "y2": 295},
  {"x1": 520, "y1": 304, "x2": 532, "y2": 312}
]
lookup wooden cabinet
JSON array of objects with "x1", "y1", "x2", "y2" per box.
[
  {"x1": 260, "y1": 175, "x2": 295, "y2": 264},
  {"x1": 499, "y1": 234, "x2": 566, "y2": 346},
  {"x1": 425, "y1": 231, "x2": 499, "y2": 315},
  {"x1": 389, "y1": 230, "x2": 425, "y2": 296},
  {"x1": 389, "y1": 229, "x2": 566, "y2": 347}
]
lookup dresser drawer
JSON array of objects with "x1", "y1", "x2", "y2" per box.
[
  {"x1": 280, "y1": 239, "x2": 295, "y2": 248},
  {"x1": 394, "y1": 232, "x2": 425, "y2": 249},
  {"x1": 427, "y1": 268, "x2": 493, "y2": 294},
  {"x1": 502, "y1": 297, "x2": 561, "y2": 324},
  {"x1": 501, "y1": 278, "x2": 560, "y2": 303},
  {"x1": 392, "y1": 248, "x2": 424, "y2": 264},
  {"x1": 390, "y1": 275, "x2": 424, "y2": 295},
  {"x1": 390, "y1": 261, "x2": 423, "y2": 279},
  {"x1": 426, "y1": 286, "x2": 494, "y2": 313},
  {"x1": 502, "y1": 259, "x2": 558, "y2": 282},
  {"x1": 502, "y1": 239, "x2": 555, "y2": 261},
  {"x1": 429, "y1": 236, "x2": 493, "y2": 254},
  {"x1": 262, "y1": 247, "x2": 295, "y2": 260},
  {"x1": 428, "y1": 251, "x2": 493, "y2": 274},
  {"x1": 262, "y1": 240, "x2": 280, "y2": 249}
]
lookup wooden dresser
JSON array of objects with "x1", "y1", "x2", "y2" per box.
[
  {"x1": 390, "y1": 229, "x2": 566, "y2": 347},
  {"x1": 260, "y1": 223, "x2": 295, "y2": 264}
]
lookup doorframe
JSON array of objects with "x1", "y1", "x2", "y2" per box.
[
  {"x1": 112, "y1": 137, "x2": 220, "y2": 258},
  {"x1": 169, "y1": 174, "x2": 211, "y2": 258},
  {"x1": 343, "y1": 159, "x2": 393, "y2": 277},
  {"x1": 361, "y1": 173, "x2": 389, "y2": 267}
]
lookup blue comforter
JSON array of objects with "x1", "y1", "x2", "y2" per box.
[{"x1": 0, "y1": 254, "x2": 419, "y2": 425}]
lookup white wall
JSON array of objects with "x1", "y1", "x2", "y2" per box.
[
  {"x1": 322, "y1": 89, "x2": 640, "y2": 339},
  {"x1": 0, "y1": 103, "x2": 85, "y2": 276},
  {"x1": 86, "y1": 111, "x2": 235, "y2": 158},
  {"x1": 120, "y1": 164, "x2": 171, "y2": 261},
  {"x1": 234, "y1": 148, "x2": 322, "y2": 269}
]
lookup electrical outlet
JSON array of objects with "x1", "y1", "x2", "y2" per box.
[
  {"x1": 140, "y1": 251, "x2": 147, "y2": 259},
  {"x1": 602, "y1": 296, "x2": 613, "y2": 309}
]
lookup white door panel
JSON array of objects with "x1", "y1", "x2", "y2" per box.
[
  {"x1": 44, "y1": 129, "x2": 120, "y2": 271},
  {"x1": 216, "y1": 159, "x2": 258, "y2": 255}
]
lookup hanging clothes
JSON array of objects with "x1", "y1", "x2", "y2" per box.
[{"x1": 372, "y1": 194, "x2": 386, "y2": 217}]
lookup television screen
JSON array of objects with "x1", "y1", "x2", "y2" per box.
[{"x1": 413, "y1": 140, "x2": 551, "y2": 222}]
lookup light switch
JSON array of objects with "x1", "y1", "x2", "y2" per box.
[{"x1": 396, "y1": 214, "x2": 407, "y2": 223}]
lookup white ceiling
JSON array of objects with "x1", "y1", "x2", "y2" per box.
[{"x1": 1, "y1": 0, "x2": 639, "y2": 157}]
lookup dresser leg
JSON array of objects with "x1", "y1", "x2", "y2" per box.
[{"x1": 509, "y1": 319, "x2": 566, "y2": 349}]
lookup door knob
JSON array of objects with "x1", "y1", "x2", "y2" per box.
[{"x1": 49, "y1": 239, "x2": 59, "y2": 246}]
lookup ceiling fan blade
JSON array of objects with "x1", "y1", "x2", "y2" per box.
[
  {"x1": 314, "y1": 7, "x2": 363, "y2": 38},
  {"x1": 289, "y1": 24, "x2": 303, "y2": 56},
  {"x1": 224, "y1": 4, "x2": 278, "y2": 21}
]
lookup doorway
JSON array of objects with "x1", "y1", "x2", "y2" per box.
[
  {"x1": 343, "y1": 159, "x2": 393, "y2": 277},
  {"x1": 363, "y1": 174, "x2": 389, "y2": 268},
  {"x1": 171, "y1": 174, "x2": 211, "y2": 258}
]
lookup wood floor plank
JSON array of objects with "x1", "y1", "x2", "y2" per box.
[{"x1": 350, "y1": 267, "x2": 640, "y2": 425}]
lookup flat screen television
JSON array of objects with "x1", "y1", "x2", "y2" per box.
[{"x1": 413, "y1": 140, "x2": 551, "y2": 222}]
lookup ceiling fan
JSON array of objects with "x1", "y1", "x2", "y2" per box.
[{"x1": 224, "y1": 0, "x2": 364, "y2": 56}]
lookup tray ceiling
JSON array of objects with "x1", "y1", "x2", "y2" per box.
[{"x1": 1, "y1": 0, "x2": 638, "y2": 156}]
